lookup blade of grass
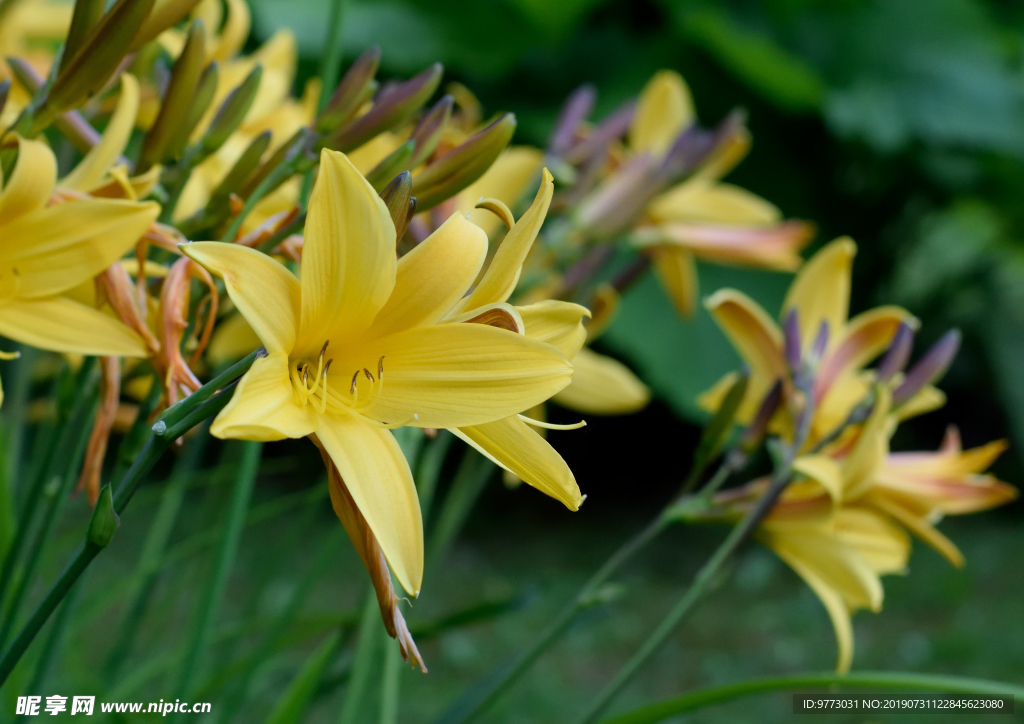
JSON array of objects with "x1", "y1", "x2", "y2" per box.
[
  {"x1": 427, "y1": 449, "x2": 494, "y2": 566},
  {"x1": 338, "y1": 589, "x2": 384, "y2": 724},
  {"x1": 378, "y1": 638, "x2": 402, "y2": 724},
  {"x1": 416, "y1": 431, "x2": 452, "y2": 522},
  {"x1": 265, "y1": 629, "x2": 344, "y2": 724}
]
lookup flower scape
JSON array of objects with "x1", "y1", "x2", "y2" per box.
[{"x1": 0, "y1": 0, "x2": 1018, "y2": 721}]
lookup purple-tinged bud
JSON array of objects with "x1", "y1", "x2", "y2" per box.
[
  {"x1": 365, "y1": 140, "x2": 415, "y2": 192},
  {"x1": 574, "y1": 153, "x2": 660, "y2": 237},
  {"x1": 315, "y1": 46, "x2": 381, "y2": 134},
  {"x1": 407, "y1": 95, "x2": 453, "y2": 168},
  {"x1": 783, "y1": 309, "x2": 801, "y2": 370},
  {"x1": 379, "y1": 171, "x2": 415, "y2": 239},
  {"x1": 876, "y1": 322, "x2": 914, "y2": 382},
  {"x1": 737, "y1": 379, "x2": 783, "y2": 457},
  {"x1": 202, "y1": 64, "x2": 262, "y2": 156},
  {"x1": 563, "y1": 100, "x2": 635, "y2": 166},
  {"x1": 810, "y1": 320, "x2": 830, "y2": 362},
  {"x1": 658, "y1": 124, "x2": 715, "y2": 182},
  {"x1": 0, "y1": 79, "x2": 9, "y2": 119},
  {"x1": 323, "y1": 63, "x2": 443, "y2": 153},
  {"x1": 549, "y1": 84, "x2": 596, "y2": 157},
  {"x1": 893, "y1": 329, "x2": 961, "y2": 406}
]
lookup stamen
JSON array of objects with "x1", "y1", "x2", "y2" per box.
[
  {"x1": 350, "y1": 371, "x2": 360, "y2": 395},
  {"x1": 319, "y1": 364, "x2": 330, "y2": 413},
  {"x1": 518, "y1": 415, "x2": 587, "y2": 430},
  {"x1": 291, "y1": 367, "x2": 309, "y2": 405},
  {"x1": 319, "y1": 340, "x2": 330, "y2": 360},
  {"x1": 363, "y1": 368, "x2": 374, "y2": 383},
  {"x1": 378, "y1": 356, "x2": 385, "y2": 381}
]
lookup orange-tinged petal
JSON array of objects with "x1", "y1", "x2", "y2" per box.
[
  {"x1": 181, "y1": 242, "x2": 300, "y2": 356},
  {"x1": 782, "y1": 237, "x2": 855, "y2": 352},
  {"x1": 638, "y1": 221, "x2": 811, "y2": 270},
  {"x1": 315, "y1": 411, "x2": 423, "y2": 596},
  {"x1": 371, "y1": 213, "x2": 487, "y2": 338},
  {"x1": 210, "y1": 353, "x2": 316, "y2": 441},
  {"x1": 299, "y1": 149, "x2": 396, "y2": 354}
]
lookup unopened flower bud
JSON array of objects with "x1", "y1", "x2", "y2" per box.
[
  {"x1": 38, "y1": 0, "x2": 157, "y2": 125},
  {"x1": 207, "y1": 130, "x2": 271, "y2": 209},
  {"x1": 893, "y1": 329, "x2": 961, "y2": 406},
  {"x1": 693, "y1": 371, "x2": 749, "y2": 473},
  {"x1": 139, "y1": 18, "x2": 205, "y2": 171},
  {"x1": 411, "y1": 112, "x2": 516, "y2": 211},
  {"x1": 810, "y1": 320, "x2": 830, "y2": 364},
  {"x1": 736, "y1": 379, "x2": 783, "y2": 458},
  {"x1": 366, "y1": 140, "x2": 415, "y2": 192},
  {"x1": 201, "y1": 64, "x2": 262, "y2": 156},
  {"x1": 408, "y1": 95, "x2": 453, "y2": 168},
  {"x1": 315, "y1": 46, "x2": 381, "y2": 134},
  {"x1": 167, "y1": 61, "x2": 218, "y2": 159},
  {"x1": 783, "y1": 309, "x2": 801, "y2": 371},
  {"x1": 563, "y1": 100, "x2": 635, "y2": 166},
  {"x1": 61, "y1": 0, "x2": 106, "y2": 74},
  {"x1": 574, "y1": 153, "x2": 660, "y2": 237},
  {"x1": 876, "y1": 322, "x2": 914, "y2": 382},
  {"x1": 87, "y1": 484, "x2": 120, "y2": 548},
  {"x1": 549, "y1": 84, "x2": 596, "y2": 157},
  {"x1": 379, "y1": 171, "x2": 415, "y2": 240},
  {"x1": 130, "y1": 0, "x2": 204, "y2": 52},
  {"x1": 323, "y1": 63, "x2": 443, "y2": 153}
]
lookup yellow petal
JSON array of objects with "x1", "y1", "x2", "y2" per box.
[
  {"x1": 1, "y1": 199, "x2": 159, "y2": 298},
  {"x1": 210, "y1": 353, "x2": 316, "y2": 441},
  {"x1": 450, "y1": 169, "x2": 554, "y2": 314},
  {"x1": 181, "y1": 242, "x2": 300, "y2": 356},
  {"x1": 371, "y1": 213, "x2": 487, "y2": 338},
  {"x1": 517, "y1": 300, "x2": 591, "y2": 358},
  {"x1": 893, "y1": 385, "x2": 945, "y2": 421},
  {"x1": 552, "y1": 347, "x2": 650, "y2": 415},
  {"x1": 299, "y1": 150, "x2": 396, "y2": 355},
  {"x1": 638, "y1": 222, "x2": 811, "y2": 271},
  {"x1": 0, "y1": 297, "x2": 146, "y2": 357},
  {"x1": 782, "y1": 237, "x2": 855, "y2": 352},
  {"x1": 60, "y1": 73, "x2": 139, "y2": 192},
  {"x1": 455, "y1": 415, "x2": 582, "y2": 510},
  {"x1": 652, "y1": 247, "x2": 698, "y2": 318},
  {"x1": 457, "y1": 147, "x2": 544, "y2": 237},
  {"x1": 842, "y1": 386, "x2": 892, "y2": 499},
  {"x1": 704, "y1": 288, "x2": 788, "y2": 421},
  {"x1": 209, "y1": 0, "x2": 251, "y2": 61},
  {"x1": 316, "y1": 412, "x2": 423, "y2": 595},
  {"x1": 869, "y1": 495, "x2": 964, "y2": 567},
  {"x1": 446, "y1": 302, "x2": 524, "y2": 334},
  {"x1": 793, "y1": 454, "x2": 844, "y2": 505},
  {"x1": 207, "y1": 311, "x2": 261, "y2": 366},
  {"x1": 629, "y1": 69, "x2": 695, "y2": 156},
  {"x1": 0, "y1": 135, "x2": 56, "y2": 224},
  {"x1": 647, "y1": 179, "x2": 782, "y2": 226},
  {"x1": 815, "y1": 306, "x2": 917, "y2": 401},
  {"x1": 346, "y1": 323, "x2": 573, "y2": 429}
]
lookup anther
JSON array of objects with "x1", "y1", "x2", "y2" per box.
[
  {"x1": 363, "y1": 368, "x2": 374, "y2": 383},
  {"x1": 301, "y1": 364, "x2": 309, "y2": 386},
  {"x1": 378, "y1": 356, "x2": 385, "y2": 380},
  {"x1": 350, "y1": 371, "x2": 360, "y2": 394},
  {"x1": 319, "y1": 340, "x2": 330, "y2": 359},
  {"x1": 323, "y1": 359, "x2": 333, "y2": 376}
]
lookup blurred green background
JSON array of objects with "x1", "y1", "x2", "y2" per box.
[{"x1": 9, "y1": 1, "x2": 1024, "y2": 721}]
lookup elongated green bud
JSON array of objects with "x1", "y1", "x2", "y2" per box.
[
  {"x1": 130, "y1": 0, "x2": 203, "y2": 52},
  {"x1": 322, "y1": 63, "x2": 442, "y2": 153},
  {"x1": 61, "y1": 0, "x2": 106, "y2": 73},
  {"x1": 366, "y1": 140, "x2": 415, "y2": 192},
  {"x1": 408, "y1": 94, "x2": 453, "y2": 168},
  {"x1": 38, "y1": 0, "x2": 156, "y2": 123},
  {"x1": 167, "y1": 60, "x2": 217, "y2": 159},
  {"x1": 411, "y1": 112, "x2": 515, "y2": 211},
  {"x1": 691, "y1": 371, "x2": 748, "y2": 477},
  {"x1": 201, "y1": 64, "x2": 262, "y2": 156},
  {"x1": 315, "y1": 46, "x2": 381, "y2": 134},
  {"x1": 209, "y1": 130, "x2": 271, "y2": 207},
  {"x1": 87, "y1": 485, "x2": 120, "y2": 548},
  {"x1": 379, "y1": 171, "x2": 415, "y2": 239},
  {"x1": 138, "y1": 19, "x2": 205, "y2": 170}
]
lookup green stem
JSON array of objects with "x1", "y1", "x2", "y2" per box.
[
  {"x1": 2, "y1": 346, "x2": 35, "y2": 494},
  {"x1": 436, "y1": 515, "x2": 669, "y2": 724},
  {"x1": 0, "y1": 355, "x2": 256, "y2": 688},
  {"x1": 220, "y1": 139, "x2": 308, "y2": 244},
  {"x1": 171, "y1": 441, "x2": 261, "y2": 708},
  {"x1": 378, "y1": 637, "x2": 402, "y2": 724},
  {"x1": 574, "y1": 452, "x2": 801, "y2": 724},
  {"x1": 597, "y1": 671, "x2": 1024, "y2": 724},
  {"x1": 103, "y1": 435, "x2": 208, "y2": 682},
  {"x1": 16, "y1": 578, "x2": 85, "y2": 716},
  {"x1": 257, "y1": 213, "x2": 306, "y2": 254}
]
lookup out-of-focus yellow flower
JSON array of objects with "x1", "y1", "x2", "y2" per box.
[
  {"x1": 0, "y1": 134, "x2": 158, "y2": 405},
  {"x1": 183, "y1": 149, "x2": 573, "y2": 620},
  {"x1": 700, "y1": 238, "x2": 926, "y2": 443},
  {"x1": 630, "y1": 70, "x2": 814, "y2": 316},
  {"x1": 703, "y1": 387, "x2": 1015, "y2": 672},
  {"x1": 0, "y1": 0, "x2": 72, "y2": 126}
]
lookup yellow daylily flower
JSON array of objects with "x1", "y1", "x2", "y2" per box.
[
  {"x1": 700, "y1": 237, "x2": 922, "y2": 442},
  {"x1": 551, "y1": 347, "x2": 650, "y2": 415},
  {"x1": 705, "y1": 386, "x2": 1015, "y2": 672},
  {"x1": 454, "y1": 146, "x2": 544, "y2": 237},
  {"x1": 613, "y1": 69, "x2": 814, "y2": 317},
  {"x1": 182, "y1": 150, "x2": 574, "y2": 603},
  {"x1": 0, "y1": 135, "x2": 158, "y2": 405}
]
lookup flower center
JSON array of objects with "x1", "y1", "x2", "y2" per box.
[
  {"x1": 291, "y1": 340, "x2": 333, "y2": 413},
  {"x1": 346, "y1": 355, "x2": 387, "y2": 413}
]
